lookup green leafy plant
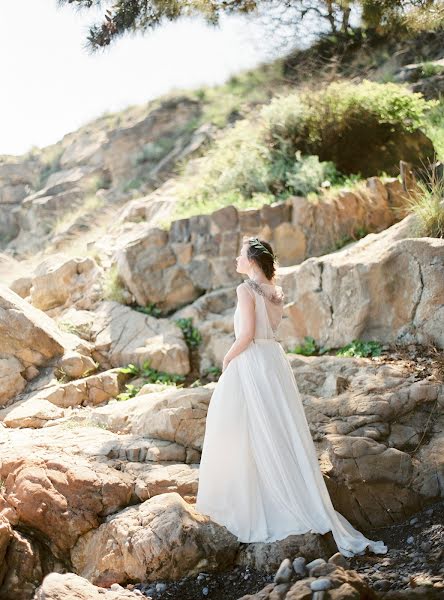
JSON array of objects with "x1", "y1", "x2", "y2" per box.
[
  {"x1": 290, "y1": 336, "x2": 318, "y2": 356},
  {"x1": 175, "y1": 317, "x2": 202, "y2": 348},
  {"x1": 335, "y1": 340, "x2": 382, "y2": 357},
  {"x1": 284, "y1": 151, "x2": 339, "y2": 196},
  {"x1": 333, "y1": 225, "x2": 369, "y2": 250},
  {"x1": 102, "y1": 264, "x2": 128, "y2": 304},
  {"x1": 404, "y1": 164, "x2": 444, "y2": 238},
  {"x1": 190, "y1": 378, "x2": 202, "y2": 388},
  {"x1": 421, "y1": 62, "x2": 444, "y2": 78},
  {"x1": 203, "y1": 365, "x2": 222, "y2": 379},
  {"x1": 117, "y1": 363, "x2": 141, "y2": 376},
  {"x1": 116, "y1": 383, "x2": 140, "y2": 401},
  {"x1": 134, "y1": 137, "x2": 175, "y2": 165},
  {"x1": 134, "y1": 302, "x2": 162, "y2": 317},
  {"x1": 117, "y1": 360, "x2": 186, "y2": 386}
]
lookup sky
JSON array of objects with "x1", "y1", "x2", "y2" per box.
[{"x1": 1, "y1": 1, "x2": 282, "y2": 156}]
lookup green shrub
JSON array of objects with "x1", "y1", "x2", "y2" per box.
[
  {"x1": 335, "y1": 340, "x2": 382, "y2": 357},
  {"x1": 102, "y1": 265, "x2": 128, "y2": 304},
  {"x1": 134, "y1": 302, "x2": 162, "y2": 317},
  {"x1": 421, "y1": 62, "x2": 444, "y2": 78},
  {"x1": 117, "y1": 361, "x2": 186, "y2": 386},
  {"x1": 134, "y1": 137, "x2": 175, "y2": 165},
  {"x1": 262, "y1": 80, "x2": 435, "y2": 169},
  {"x1": 116, "y1": 383, "x2": 140, "y2": 401},
  {"x1": 175, "y1": 317, "x2": 202, "y2": 348},
  {"x1": 290, "y1": 336, "x2": 322, "y2": 356},
  {"x1": 172, "y1": 80, "x2": 434, "y2": 220},
  {"x1": 404, "y1": 168, "x2": 444, "y2": 238},
  {"x1": 424, "y1": 97, "x2": 444, "y2": 161},
  {"x1": 284, "y1": 151, "x2": 339, "y2": 196}
]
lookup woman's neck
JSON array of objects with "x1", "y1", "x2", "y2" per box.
[{"x1": 249, "y1": 275, "x2": 274, "y2": 285}]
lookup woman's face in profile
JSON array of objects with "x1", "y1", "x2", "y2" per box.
[{"x1": 235, "y1": 243, "x2": 250, "y2": 275}]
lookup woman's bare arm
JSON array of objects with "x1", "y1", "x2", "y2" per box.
[{"x1": 223, "y1": 283, "x2": 255, "y2": 369}]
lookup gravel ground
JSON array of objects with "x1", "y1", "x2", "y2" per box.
[
  {"x1": 129, "y1": 565, "x2": 274, "y2": 600},
  {"x1": 348, "y1": 498, "x2": 444, "y2": 595}
]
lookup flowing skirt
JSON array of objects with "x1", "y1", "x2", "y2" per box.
[{"x1": 195, "y1": 339, "x2": 388, "y2": 557}]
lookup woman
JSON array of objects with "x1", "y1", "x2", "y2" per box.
[{"x1": 195, "y1": 235, "x2": 388, "y2": 557}]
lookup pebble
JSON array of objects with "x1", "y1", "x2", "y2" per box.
[
  {"x1": 410, "y1": 517, "x2": 418, "y2": 525},
  {"x1": 310, "y1": 577, "x2": 332, "y2": 591},
  {"x1": 327, "y1": 552, "x2": 350, "y2": 569},
  {"x1": 292, "y1": 556, "x2": 307, "y2": 577},
  {"x1": 274, "y1": 557, "x2": 293, "y2": 584},
  {"x1": 155, "y1": 582, "x2": 167, "y2": 593},
  {"x1": 110, "y1": 584, "x2": 124, "y2": 591},
  {"x1": 406, "y1": 535, "x2": 414, "y2": 544},
  {"x1": 306, "y1": 558, "x2": 326, "y2": 572},
  {"x1": 202, "y1": 586, "x2": 209, "y2": 595},
  {"x1": 373, "y1": 579, "x2": 391, "y2": 591}
]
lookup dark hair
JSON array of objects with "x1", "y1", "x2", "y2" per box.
[{"x1": 243, "y1": 236, "x2": 279, "y2": 281}]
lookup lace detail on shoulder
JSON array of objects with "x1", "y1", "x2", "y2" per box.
[{"x1": 245, "y1": 279, "x2": 284, "y2": 305}]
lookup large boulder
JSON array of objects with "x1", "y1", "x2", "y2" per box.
[
  {"x1": 26, "y1": 254, "x2": 104, "y2": 314},
  {"x1": 281, "y1": 218, "x2": 444, "y2": 350},
  {"x1": 122, "y1": 461, "x2": 199, "y2": 503},
  {"x1": 71, "y1": 492, "x2": 240, "y2": 586},
  {"x1": 116, "y1": 226, "x2": 199, "y2": 310},
  {"x1": 60, "y1": 301, "x2": 190, "y2": 374},
  {"x1": 285, "y1": 353, "x2": 444, "y2": 528},
  {"x1": 170, "y1": 286, "x2": 237, "y2": 376},
  {"x1": 89, "y1": 385, "x2": 212, "y2": 451},
  {"x1": 0, "y1": 285, "x2": 94, "y2": 406},
  {"x1": 0, "y1": 450, "x2": 133, "y2": 557}
]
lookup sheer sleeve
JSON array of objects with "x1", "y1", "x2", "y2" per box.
[{"x1": 236, "y1": 282, "x2": 255, "y2": 342}]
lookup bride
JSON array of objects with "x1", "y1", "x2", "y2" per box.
[{"x1": 194, "y1": 235, "x2": 388, "y2": 557}]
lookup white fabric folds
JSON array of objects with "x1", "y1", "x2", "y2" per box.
[{"x1": 195, "y1": 280, "x2": 388, "y2": 557}]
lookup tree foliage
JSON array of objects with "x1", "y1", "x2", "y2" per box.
[{"x1": 57, "y1": 0, "x2": 444, "y2": 52}]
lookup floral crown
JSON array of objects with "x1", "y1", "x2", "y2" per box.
[{"x1": 245, "y1": 236, "x2": 277, "y2": 261}]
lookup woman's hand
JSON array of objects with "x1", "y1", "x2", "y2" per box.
[{"x1": 222, "y1": 357, "x2": 231, "y2": 372}]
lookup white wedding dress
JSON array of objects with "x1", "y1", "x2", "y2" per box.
[{"x1": 195, "y1": 278, "x2": 388, "y2": 557}]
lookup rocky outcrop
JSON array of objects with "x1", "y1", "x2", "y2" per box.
[
  {"x1": 2, "y1": 96, "x2": 208, "y2": 256},
  {"x1": 0, "y1": 158, "x2": 41, "y2": 243},
  {"x1": 394, "y1": 57, "x2": 444, "y2": 99},
  {"x1": 13, "y1": 254, "x2": 105, "y2": 315},
  {"x1": 0, "y1": 515, "x2": 57, "y2": 600},
  {"x1": 281, "y1": 219, "x2": 444, "y2": 350},
  {"x1": 114, "y1": 176, "x2": 409, "y2": 313},
  {"x1": 285, "y1": 353, "x2": 444, "y2": 529},
  {"x1": 83, "y1": 384, "x2": 212, "y2": 451},
  {"x1": 0, "y1": 285, "x2": 94, "y2": 406},
  {"x1": 71, "y1": 492, "x2": 239, "y2": 586},
  {"x1": 59, "y1": 300, "x2": 190, "y2": 373},
  {"x1": 0, "y1": 451, "x2": 133, "y2": 557}
]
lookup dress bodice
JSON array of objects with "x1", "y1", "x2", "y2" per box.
[{"x1": 234, "y1": 279, "x2": 284, "y2": 341}]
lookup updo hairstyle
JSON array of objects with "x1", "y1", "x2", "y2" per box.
[{"x1": 243, "y1": 235, "x2": 279, "y2": 281}]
